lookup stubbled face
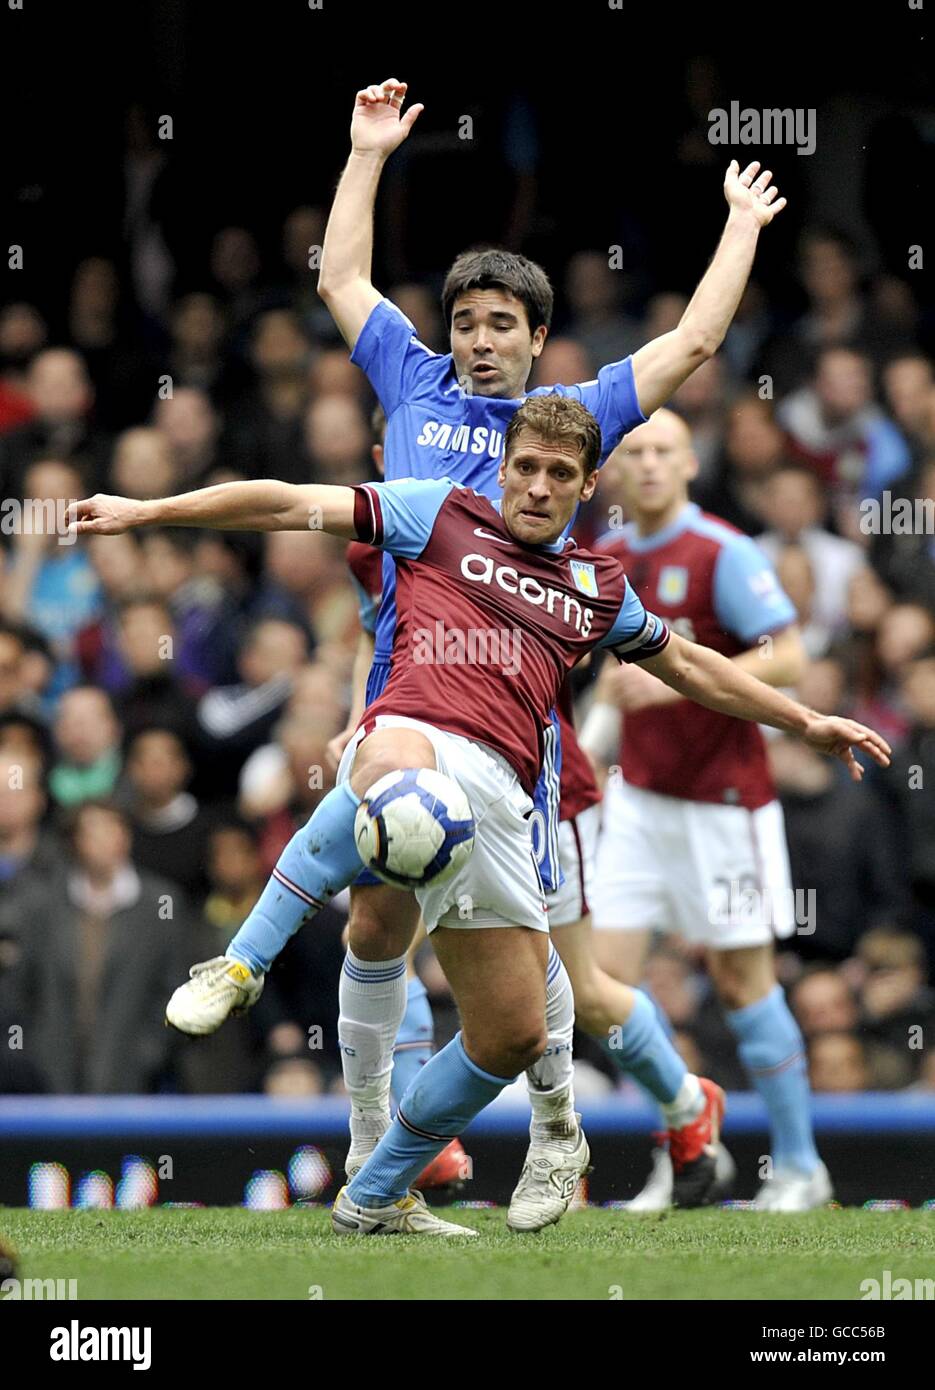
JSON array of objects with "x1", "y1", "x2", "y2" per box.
[
  {"x1": 497, "y1": 430, "x2": 595, "y2": 546},
  {"x1": 449, "y1": 288, "x2": 546, "y2": 400},
  {"x1": 605, "y1": 414, "x2": 697, "y2": 523}
]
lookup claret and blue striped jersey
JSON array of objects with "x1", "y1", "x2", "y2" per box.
[{"x1": 351, "y1": 477, "x2": 669, "y2": 795}]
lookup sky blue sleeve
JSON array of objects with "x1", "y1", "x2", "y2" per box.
[
  {"x1": 712, "y1": 533, "x2": 798, "y2": 644},
  {"x1": 531, "y1": 357, "x2": 647, "y2": 462},
  {"x1": 597, "y1": 580, "x2": 671, "y2": 662},
  {"x1": 355, "y1": 477, "x2": 457, "y2": 559},
  {"x1": 350, "y1": 298, "x2": 439, "y2": 416}
]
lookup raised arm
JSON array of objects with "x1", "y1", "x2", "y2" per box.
[
  {"x1": 631, "y1": 160, "x2": 786, "y2": 416},
  {"x1": 640, "y1": 630, "x2": 890, "y2": 781},
  {"x1": 67, "y1": 480, "x2": 357, "y2": 538},
  {"x1": 318, "y1": 78, "x2": 424, "y2": 350}
]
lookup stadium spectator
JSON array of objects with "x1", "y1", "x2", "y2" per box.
[
  {"x1": 386, "y1": 283, "x2": 445, "y2": 353},
  {"x1": 868, "y1": 457, "x2": 935, "y2": 612},
  {"x1": 0, "y1": 349, "x2": 111, "y2": 496},
  {"x1": 208, "y1": 226, "x2": 266, "y2": 331},
  {"x1": 194, "y1": 617, "x2": 310, "y2": 799},
  {"x1": 110, "y1": 427, "x2": 179, "y2": 501},
  {"x1": 0, "y1": 303, "x2": 46, "y2": 434},
  {"x1": 277, "y1": 204, "x2": 333, "y2": 342},
  {"x1": 882, "y1": 354, "x2": 935, "y2": 460},
  {"x1": 111, "y1": 595, "x2": 201, "y2": 746},
  {"x1": 529, "y1": 337, "x2": 594, "y2": 390},
  {"x1": 756, "y1": 466, "x2": 866, "y2": 636},
  {"x1": 163, "y1": 292, "x2": 250, "y2": 411},
  {"x1": 695, "y1": 394, "x2": 791, "y2": 535},
  {"x1": 563, "y1": 250, "x2": 642, "y2": 367},
  {"x1": 223, "y1": 310, "x2": 313, "y2": 484},
  {"x1": 875, "y1": 654, "x2": 935, "y2": 969},
  {"x1": 10, "y1": 799, "x2": 187, "y2": 1093},
  {"x1": 1, "y1": 458, "x2": 105, "y2": 700},
  {"x1": 808, "y1": 1033, "x2": 870, "y2": 1093},
  {"x1": 777, "y1": 347, "x2": 911, "y2": 534},
  {"x1": 853, "y1": 927, "x2": 935, "y2": 1084},
  {"x1": 768, "y1": 734, "x2": 907, "y2": 961},
  {"x1": 152, "y1": 387, "x2": 224, "y2": 489},
  {"x1": 124, "y1": 727, "x2": 214, "y2": 901},
  {"x1": 301, "y1": 394, "x2": 371, "y2": 486},
  {"x1": 66, "y1": 257, "x2": 157, "y2": 431},
  {"x1": 139, "y1": 528, "x2": 240, "y2": 689},
  {"x1": 790, "y1": 969, "x2": 859, "y2": 1038},
  {"x1": 49, "y1": 686, "x2": 122, "y2": 807}
]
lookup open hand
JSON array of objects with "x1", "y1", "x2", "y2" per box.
[
  {"x1": 723, "y1": 160, "x2": 787, "y2": 227},
  {"x1": 802, "y1": 714, "x2": 891, "y2": 782},
  {"x1": 351, "y1": 78, "x2": 423, "y2": 158}
]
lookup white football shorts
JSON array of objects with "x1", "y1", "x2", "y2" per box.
[
  {"x1": 337, "y1": 714, "x2": 549, "y2": 933},
  {"x1": 590, "y1": 774, "x2": 797, "y2": 949},
  {"x1": 546, "y1": 802, "x2": 601, "y2": 927}
]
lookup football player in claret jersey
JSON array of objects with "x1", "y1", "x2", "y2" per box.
[
  {"x1": 71, "y1": 395, "x2": 891, "y2": 1236},
  {"x1": 282, "y1": 75, "x2": 794, "y2": 1223},
  {"x1": 585, "y1": 408, "x2": 830, "y2": 1211}
]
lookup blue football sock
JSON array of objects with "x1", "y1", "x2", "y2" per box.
[
  {"x1": 726, "y1": 984, "x2": 820, "y2": 1176},
  {"x1": 602, "y1": 988, "x2": 686, "y2": 1104},
  {"x1": 347, "y1": 1032, "x2": 512, "y2": 1206},
  {"x1": 227, "y1": 782, "x2": 362, "y2": 974},
  {"x1": 391, "y1": 978, "x2": 434, "y2": 1106}
]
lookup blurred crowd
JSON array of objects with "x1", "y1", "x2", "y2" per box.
[{"x1": 0, "y1": 177, "x2": 934, "y2": 1101}]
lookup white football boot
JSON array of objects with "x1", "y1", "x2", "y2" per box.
[
  {"x1": 507, "y1": 1115, "x2": 591, "y2": 1232},
  {"x1": 331, "y1": 1185, "x2": 477, "y2": 1236},
  {"x1": 753, "y1": 1161, "x2": 833, "y2": 1212},
  {"x1": 622, "y1": 1142, "x2": 738, "y2": 1212},
  {"x1": 165, "y1": 956, "x2": 264, "y2": 1035}
]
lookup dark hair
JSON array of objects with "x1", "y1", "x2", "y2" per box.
[
  {"x1": 504, "y1": 395, "x2": 602, "y2": 477},
  {"x1": 442, "y1": 248, "x2": 553, "y2": 332}
]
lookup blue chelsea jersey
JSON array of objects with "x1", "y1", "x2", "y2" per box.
[{"x1": 352, "y1": 297, "x2": 647, "y2": 663}]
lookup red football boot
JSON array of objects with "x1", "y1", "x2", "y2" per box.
[
  {"x1": 665, "y1": 1077, "x2": 726, "y2": 1208},
  {"x1": 414, "y1": 1139, "x2": 471, "y2": 1191}
]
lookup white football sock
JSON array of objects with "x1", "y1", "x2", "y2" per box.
[
  {"x1": 526, "y1": 947, "x2": 578, "y2": 1143},
  {"x1": 338, "y1": 950, "x2": 408, "y2": 1125}
]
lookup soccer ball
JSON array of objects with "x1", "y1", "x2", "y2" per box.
[{"x1": 354, "y1": 768, "x2": 475, "y2": 889}]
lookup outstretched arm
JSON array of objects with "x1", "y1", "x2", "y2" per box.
[
  {"x1": 67, "y1": 480, "x2": 357, "y2": 538},
  {"x1": 631, "y1": 160, "x2": 786, "y2": 416},
  {"x1": 318, "y1": 77, "x2": 424, "y2": 350},
  {"x1": 639, "y1": 630, "x2": 890, "y2": 781}
]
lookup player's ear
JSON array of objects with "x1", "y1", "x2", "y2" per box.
[
  {"x1": 531, "y1": 325, "x2": 547, "y2": 359},
  {"x1": 497, "y1": 458, "x2": 507, "y2": 487},
  {"x1": 580, "y1": 467, "x2": 598, "y2": 502}
]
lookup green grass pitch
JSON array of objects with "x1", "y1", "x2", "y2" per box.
[{"x1": 2, "y1": 1207, "x2": 934, "y2": 1300}]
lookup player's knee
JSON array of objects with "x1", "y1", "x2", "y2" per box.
[
  {"x1": 350, "y1": 731, "x2": 435, "y2": 797},
  {"x1": 468, "y1": 1021, "x2": 546, "y2": 1078}
]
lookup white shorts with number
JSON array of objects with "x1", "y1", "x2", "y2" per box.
[
  {"x1": 546, "y1": 802, "x2": 601, "y2": 927},
  {"x1": 337, "y1": 714, "x2": 549, "y2": 934},
  {"x1": 590, "y1": 775, "x2": 796, "y2": 949}
]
